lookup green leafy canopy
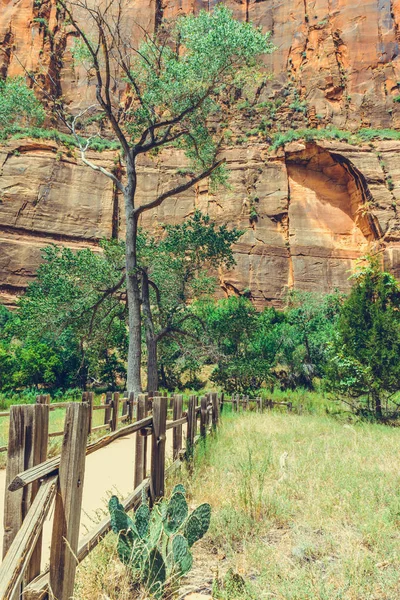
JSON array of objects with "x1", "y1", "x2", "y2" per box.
[{"x1": 0, "y1": 77, "x2": 45, "y2": 129}]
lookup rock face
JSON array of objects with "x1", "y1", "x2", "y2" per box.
[
  {"x1": 2, "y1": 0, "x2": 400, "y2": 306},
  {"x1": 2, "y1": 136, "x2": 400, "y2": 308}
]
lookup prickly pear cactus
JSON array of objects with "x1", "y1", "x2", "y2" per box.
[{"x1": 109, "y1": 485, "x2": 211, "y2": 598}]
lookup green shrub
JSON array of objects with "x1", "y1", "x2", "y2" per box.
[{"x1": 0, "y1": 78, "x2": 45, "y2": 129}]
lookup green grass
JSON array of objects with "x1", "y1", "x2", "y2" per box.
[
  {"x1": 0, "y1": 125, "x2": 120, "y2": 151},
  {"x1": 3, "y1": 124, "x2": 400, "y2": 156},
  {"x1": 271, "y1": 127, "x2": 400, "y2": 150},
  {"x1": 172, "y1": 412, "x2": 400, "y2": 599}
]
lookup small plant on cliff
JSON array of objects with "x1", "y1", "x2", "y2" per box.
[
  {"x1": 0, "y1": 77, "x2": 45, "y2": 129},
  {"x1": 109, "y1": 485, "x2": 211, "y2": 598}
]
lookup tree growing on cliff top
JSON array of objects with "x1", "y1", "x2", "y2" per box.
[{"x1": 35, "y1": 1, "x2": 274, "y2": 392}]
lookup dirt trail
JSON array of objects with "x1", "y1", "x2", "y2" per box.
[{"x1": 0, "y1": 428, "x2": 178, "y2": 566}]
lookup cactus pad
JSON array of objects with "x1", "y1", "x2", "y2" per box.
[
  {"x1": 172, "y1": 534, "x2": 193, "y2": 574},
  {"x1": 108, "y1": 496, "x2": 136, "y2": 536},
  {"x1": 184, "y1": 503, "x2": 211, "y2": 547},
  {"x1": 164, "y1": 491, "x2": 188, "y2": 534},
  {"x1": 172, "y1": 483, "x2": 186, "y2": 495},
  {"x1": 143, "y1": 547, "x2": 166, "y2": 598},
  {"x1": 148, "y1": 507, "x2": 163, "y2": 547},
  {"x1": 135, "y1": 503, "x2": 150, "y2": 539}
]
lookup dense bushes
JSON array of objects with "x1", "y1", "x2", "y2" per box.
[
  {"x1": 1, "y1": 246, "x2": 400, "y2": 419},
  {"x1": 325, "y1": 257, "x2": 400, "y2": 417}
]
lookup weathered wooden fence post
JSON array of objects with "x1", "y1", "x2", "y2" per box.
[
  {"x1": 86, "y1": 391, "x2": 94, "y2": 436},
  {"x1": 150, "y1": 396, "x2": 167, "y2": 503},
  {"x1": 122, "y1": 392, "x2": 128, "y2": 420},
  {"x1": 36, "y1": 394, "x2": 50, "y2": 406},
  {"x1": 104, "y1": 391, "x2": 112, "y2": 428},
  {"x1": 219, "y1": 392, "x2": 225, "y2": 415},
  {"x1": 128, "y1": 391, "x2": 135, "y2": 423},
  {"x1": 211, "y1": 392, "x2": 219, "y2": 430},
  {"x1": 173, "y1": 394, "x2": 183, "y2": 460},
  {"x1": 186, "y1": 395, "x2": 197, "y2": 459},
  {"x1": 111, "y1": 392, "x2": 120, "y2": 432},
  {"x1": 200, "y1": 396, "x2": 207, "y2": 438},
  {"x1": 134, "y1": 394, "x2": 149, "y2": 488},
  {"x1": 49, "y1": 402, "x2": 89, "y2": 600},
  {"x1": 3, "y1": 403, "x2": 49, "y2": 597}
]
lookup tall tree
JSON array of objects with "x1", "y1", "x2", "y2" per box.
[
  {"x1": 326, "y1": 256, "x2": 400, "y2": 417},
  {"x1": 139, "y1": 211, "x2": 242, "y2": 391},
  {"x1": 32, "y1": 1, "x2": 274, "y2": 391}
]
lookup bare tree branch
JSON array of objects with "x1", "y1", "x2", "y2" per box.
[{"x1": 135, "y1": 159, "x2": 225, "y2": 216}]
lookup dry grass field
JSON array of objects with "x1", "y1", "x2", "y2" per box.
[{"x1": 73, "y1": 409, "x2": 400, "y2": 599}]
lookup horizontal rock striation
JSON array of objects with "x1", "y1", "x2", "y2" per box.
[{"x1": 1, "y1": 137, "x2": 400, "y2": 307}]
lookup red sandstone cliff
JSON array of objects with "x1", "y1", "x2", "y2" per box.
[{"x1": 1, "y1": 0, "x2": 400, "y2": 306}]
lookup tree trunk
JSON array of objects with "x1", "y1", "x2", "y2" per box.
[
  {"x1": 124, "y1": 165, "x2": 142, "y2": 394},
  {"x1": 141, "y1": 268, "x2": 158, "y2": 392},
  {"x1": 372, "y1": 388, "x2": 383, "y2": 418}
]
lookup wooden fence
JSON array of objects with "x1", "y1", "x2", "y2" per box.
[
  {"x1": 0, "y1": 391, "x2": 135, "y2": 455},
  {"x1": 0, "y1": 392, "x2": 292, "y2": 459},
  {"x1": 0, "y1": 391, "x2": 223, "y2": 600}
]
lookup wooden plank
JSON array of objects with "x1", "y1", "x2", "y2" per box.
[
  {"x1": 86, "y1": 392, "x2": 94, "y2": 436},
  {"x1": 150, "y1": 397, "x2": 167, "y2": 503},
  {"x1": 9, "y1": 415, "x2": 154, "y2": 492},
  {"x1": 127, "y1": 391, "x2": 135, "y2": 423},
  {"x1": 186, "y1": 395, "x2": 197, "y2": 458},
  {"x1": 3, "y1": 404, "x2": 49, "y2": 598},
  {"x1": 36, "y1": 395, "x2": 50, "y2": 406},
  {"x1": 92, "y1": 405, "x2": 107, "y2": 411},
  {"x1": 166, "y1": 416, "x2": 187, "y2": 430},
  {"x1": 49, "y1": 403, "x2": 89, "y2": 600},
  {"x1": 219, "y1": 392, "x2": 225, "y2": 414},
  {"x1": 0, "y1": 411, "x2": 10, "y2": 418},
  {"x1": 0, "y1": 446, "x2": 7, "y2": 452},
  {"x1": 0, "y1": 476, "x2": 57, "y2": 600},
  {"x1": 211, "y1": 392, "x2": 219, "y2": 430},
  {"x1": 91, "y1": 424, "x2": 109, "y2": 433},
  {"x1": 104, "y1": 391, "x2": 112, "y2": 426},
  {"x1": 48, "y1": 430, "x2": 64, "y2": 439},
  {"x1": 134, "y1": 394, "x2": 148, "y2": 488},
  {"x1": 200, "y1": 396, "x2": 207, "y2": 438},
  {"x1": 3, "y1": 406, "x2": 25, "y2": 561},
  {"x1": 24, "y1": 478, "x2": 151, "y2": 599},
  {"x1": 122, "y1": 392, "x2": 128, "y2": 420},
  {"x1": 172, "y1": 395, "x2": 183, "y2": 460},
  {"x1": 47, "y1": 402, "x2": 69, "y2": 409},
  {"x1": 111, "y1": 392, "x2": 119, "y2": 432},
  {"x1": 25, "y1": 405, "x2": 49, "y2": 587}
]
